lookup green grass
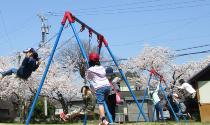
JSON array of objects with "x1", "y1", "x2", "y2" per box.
[{"x1": 0, "y1": 122, "x2": 209, "y2": 125}]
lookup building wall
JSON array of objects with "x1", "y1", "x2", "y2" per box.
[
  {"x1": 0, "y1": 100, "x2": 17, "y2": 121},
  {"x1": 197, "y1": 80, "x2": 210, "y2": 122},
  {"x1": 116, "y1": 98, "x2": 153, "y2": 122},
  {"x1": 119, "y1": 78, "x2": 139, "y2": 92},
  {"x1": 199, "y1": 104, "x2": 210, "y2": 122},
  {"x1": 126, "y1": 101, "x2": 149, "y2": 121}
]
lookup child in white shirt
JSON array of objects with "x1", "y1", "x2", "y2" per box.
[
  {"x1": 86, "y1": 52, "x2": 111, "y2": 125},
  {"x1": 176, "y1": 79, "x2": 196, "y2": 99}
]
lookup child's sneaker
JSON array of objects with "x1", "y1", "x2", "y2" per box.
[
  {"x1": 102, "y1": 119, "x2": 109, "y2": 125},
  {"x1": 187, "y1": 112, "x2": 192, "y2": 119}
]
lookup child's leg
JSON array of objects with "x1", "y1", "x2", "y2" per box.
[
  {"x1": 1, "y1": 68, "x2": 17, "y2": 77},
  {"x1": 99, "y1": 104, "x2": 109, "y2": 125},
  {"x1": 158, "y1": 103, "x2": 165, "y2": 122},
  {"x1": 96, "y1": 86, "x2": 111, "y2": 125},
  {"x1": 107, "y1": 94, "x2": 116, "y2": 121},
  {"x1": 60, "y1": 109, "x2": 81, "y2": 121},
  {"x1": 155, "y1": 104, "x2": 160, "y2": 121},
  {"x1": 99, "y1": 104, "x2": 105, "y2": 118}
]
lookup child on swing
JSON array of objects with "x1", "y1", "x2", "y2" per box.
[
  {"x1": 86, "y1": 52, "x2": 111, "y2": 125},
  {"x1": 149, "y1": 83, "x2": 165, "y2": 122},
  {"x1": 60, "y1": 52, "x2": 111, "y2": 125},
  {"x1": 60, "y1": 86, "x2": 96, "y2": 121},
  {"x1": 172, "y1": 93, "x2": 187, "y2": 116},
  {"x1": 0, "y1": 48, "x2": 41, "y2": 80}
]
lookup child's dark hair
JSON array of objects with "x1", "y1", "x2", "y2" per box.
[
  {"x1": 33, "y1": 52, "x2": 39, "y2": 61},
  {"x1": 81, "y1": 86, "x2": 90, "y2": 93},
  {"x1": 89, "y1": 60, "x2": 101, "y2": 67},
  {"x1": 179, "y1": 79, "x2": 185, "y2": 85},
  {"x1": 81, "y1": 86, "x2": 91, "y2": 96}
]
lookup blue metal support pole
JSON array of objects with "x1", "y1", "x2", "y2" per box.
[
  {"x1": 98, "y1": 44, "x2": 102, "y2": 55},
  {"x1": 70, "y1": 23, "x2": 89, "y2": 66},
  {"x1": 104, "y1": 101, "x2": 113, "y2": 123},
  {"x1": 159, "y1": 82, "x2": 179, "y2": 122},
  {"x1": 98, "y1": 47, "x2": 101, "y2": 55},
  {"x1": 69, "y1": 23, "x2": 113, "y2": 123},
  {"x1": 105, "y1": 45, "x2": 148, "y2": 122},
  {"x1": 137, "y1": 75, "x2": 152, "y2": 122},
  {"x1": 25, "y1": 24, "x2": 65, "y2": 125},
  {"x1": 83, "y1": 113, "x2": 87, "y2": 125},
  {"x1": 70, "y1": 23, "x2": 90, "y2": 125},
  {"x1": 152, "y1": 107, "x2": 156, "y2": 122}
]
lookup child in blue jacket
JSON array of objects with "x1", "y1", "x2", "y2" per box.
[{"x1": 0, "y1": 48, "x2": 41, "y2": 80}]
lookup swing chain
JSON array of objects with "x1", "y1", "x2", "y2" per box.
[
  {"x1": 150, "y1": 68, "x2": 166, "y2": 83},
  {"x1": 80, "y1": 24, "x2": 86, "y2": 32},
  {"x1": 88, "y1": 29, "x2": 93, "y2": 54},
  {"x1": 88, "y1": 29, "x2": 93, "y2": 38}
]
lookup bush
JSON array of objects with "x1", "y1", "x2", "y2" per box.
[{"x1": 30, "y1": 97, "x2": 55, "y2": 123}]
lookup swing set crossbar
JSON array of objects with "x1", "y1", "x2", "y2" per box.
[{"x1": 61, "y1": 11, "x2": 108, "y2": 47}]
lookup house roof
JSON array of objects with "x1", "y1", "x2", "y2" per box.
[{"x1": 188, "y1": 64, "x2": 210, "y2": 83}]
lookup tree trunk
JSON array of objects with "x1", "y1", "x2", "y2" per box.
[{"x1": 57, "y1": 92, "x2": 68, "y2": 114}]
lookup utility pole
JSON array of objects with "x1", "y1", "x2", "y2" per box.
[
  {"x1": 37, "y1": 14, "x2": 50, "y2": 117},
  {"x1": 44, "y1": 97, "x2": 47, "y2": 117},
  {"x1": 17, "y1": 52, "x2": 21, "y2": 66},
  {"x1": 37, "y1": 14, "x2": 50, "y2": 47}
]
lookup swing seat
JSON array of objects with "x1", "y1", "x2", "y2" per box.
[
  {"x1": 176, "y1": 112, "x2": 188, "y2": 118},
  {"x1": 79, "y1": 108, "x2": 95, "y2": 115}
]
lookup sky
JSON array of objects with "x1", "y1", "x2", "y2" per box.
[{"x1": 0, "y1": 0, "x2": 210, "y2": 64}]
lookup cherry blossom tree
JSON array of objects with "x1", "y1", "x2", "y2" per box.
[
  {"x1": 40, "y1": 61, "x2": 79, "y2": 113},
  {"x1": 122, "y1": 45, "x2": 210, "y2": 89},
  {"x1": 0, "y1": 43, "x2": 80, "y2": 120},
  {"x1": 122, "y1": 46, "x2": 175, "y2": 87},
  {"x1": 28, "y1": 44, "x2": 80, "y2": 114},
  {"x1": 169, "y1": 56, "x2": 210, "y2": 85}
]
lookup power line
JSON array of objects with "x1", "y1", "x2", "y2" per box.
[
  {"x1": 35, "y1": 24, "x2": 71, "y2": 52},
  {"x1": 48, "y1": 0, "x2": 164, "y2": 14},
  {"x1": 174, "y1": 49, "x2": 210, "y2": 57},
  {"x1": 0, "y1": 11, "x2": 13, "y2": 50},
  {"x1": 48, "y1": 10, "x2": 210, "y2": 49},
  {"x1": 48, "y1": 0, "x2": 210, "y2": 16},
  {"x1": 80, "y1": 4, "x2": 209, "y2": 17},
  {"x1": 111, "y1": 36, "x2": 210, "y2": 47},
  {"x1": 36, "y1": 33, "x2": 57, "y2": 51},
  {"x1": 109, "y1": 10, "x2": 210, "y2": 47},
  {"x1": 97, "y1": 13, "x2": 210, "y2": 31},
  {"x1": 74, "y1": 0, "x2": 207, "y2": 14},
  {"x1": 70, "y1": 0, "x2": 163, "y2": 12},
  {"x1": 175, "y1": 43, "x2": 210, "y2": 51},
  {"x1": 0, "y1": 14, "x2": 36, "y2": 41},
  {"x1": 41, "y1": 31, "x2": 80, "y2": 61},
  {"x1": 46, "y1": 2, "x2": 210, "y2": 50}
]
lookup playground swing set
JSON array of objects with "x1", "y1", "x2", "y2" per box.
[
  {"x1": 25, "y1": 11, "x2": 148, "y2": 125},
  {"x1": 136, "y1": 68, "x2": 188, "y2": 123},
  {"x1": 19, "y1": 11, "x2": 191, "y2": 125}
]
